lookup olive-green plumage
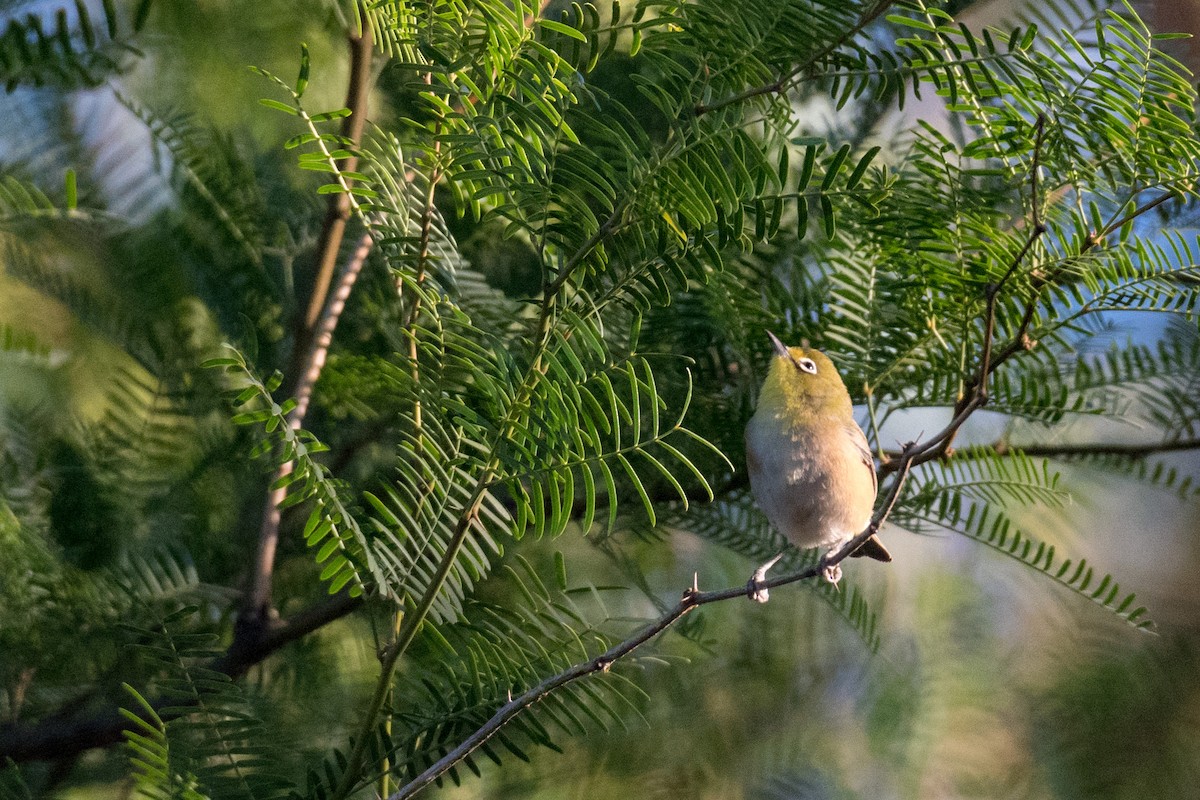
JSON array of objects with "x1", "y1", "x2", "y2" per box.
[{"x1": 745, "y1": 332, "x2": 890, "y2": 582}]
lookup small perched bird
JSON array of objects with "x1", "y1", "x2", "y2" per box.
[{"x1": 745, "y1": 332, "x2": 891, "y2": 595}]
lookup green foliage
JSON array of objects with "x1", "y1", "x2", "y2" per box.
[
  {"x1": 115, "y1": 92, "x2": 269, "y2": 268},
  {"x1": 118, "y1": 607, "x2": 293, "y2": 800},
  {"x1": 388, "y1": 563, "x2": 644, "y2": 780},
  {"x1": 302, "y1": 557, "x2": 643, "y2": 798},
  {"x1": 121, "y1": 684, "x2": 209, "y2": 800},
  {"x1": 205, "y1": 349, "x2": 375, "y2": 597},
  {"x1": 0, "y1": 174, "x2": 61, "y2": 222},
  {"x1": 0, "y1": 762, "x2": 32, "y2": 800},
  {"x1": 896, "y1": 454, "x2": 1153, "y2": 630},
  {"x1": 2, "y1": 0, "x2": 1200, "y2": 797}
]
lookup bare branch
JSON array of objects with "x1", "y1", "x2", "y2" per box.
[{"x1": 994, "y1": 437, "x2": 1200, "y2": 459}]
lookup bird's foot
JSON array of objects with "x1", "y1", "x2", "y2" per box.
[
  {"x1": 747, "y1": 553, "x2": 784, "y2": 603},
  {"x1": 819, "y1": 553, "x2": 843, "y2": 587}
]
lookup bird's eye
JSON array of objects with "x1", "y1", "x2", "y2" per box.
[{"x1": 795, "y1": 358, "x2": 817, "y2": 374}]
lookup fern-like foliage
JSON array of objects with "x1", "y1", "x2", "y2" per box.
[
  {"x1": 302, "y1": 557, "x2": 644, "y2": 799},
  {"x1": 0, "y1": 0, "x2": 153, "y2": 91},
  {"x1": 85, "y1": 364, "x2": 201, "y2": 517},
  {"x1": 205, "y1": 349, "x2": 377, "y2": 597},
  {"x1": 5, "y1": 0, "x2": 1200, "y2": 794},
  {"x1": 0, "y1": 173, "x2": 69, "y2": 223},
  {"x1": 362, "y1": 395, "x2": 506, "y2": 623},
  {"x1": 121, "y1": 683, "x2": 209, "y2": 800},
  {"x1": 894, "y1": 458, "x2": 1153, "y2": 630},
  {"x1": 0, "y1": 761, "x2": 32, "y2": 800},
  {"x1": 118, "y1": 606, "x2": 294, "y2": 800},
  {"x1": 114, "y1": 92, "x2": 269, "y2": 269}
]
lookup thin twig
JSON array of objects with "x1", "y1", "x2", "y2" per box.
[
  {"x1": 994, "y1": 437, "x2": 1200, "y2": 458},
  {"x1": 546, "y1": 207, "x2": 625, "y2": 294},
  {"x1": 1097, "y1": 190, "x2": 1175, "y2": 239},
  {"x1": 975, "y1": 116, "x2": 1047, "y2": 399},
  {"x1": 387, "y1": 446, "x2": 918, "y2": 800},
  {"x1": 882, "y1": 436, "x2": 1200, "y2": 461},
  {"x1": 985, "y1": 183, "x2": 1181, "y2": 378}
]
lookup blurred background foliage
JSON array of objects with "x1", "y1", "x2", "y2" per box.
[{"x1": 1, "y1": 0, "x2": 1199, "y2": 799}]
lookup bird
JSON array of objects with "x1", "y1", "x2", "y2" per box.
[{"x1": 744, "y1": 331, "x2": 891, "y2": 598}]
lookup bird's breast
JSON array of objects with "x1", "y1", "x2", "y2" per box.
[{"x1": 745, "y1": 412, "x2": 874, "y2": 550}]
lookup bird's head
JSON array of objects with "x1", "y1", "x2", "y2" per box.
[{"x1": 758, "y1": 331, "x2": 854, "y2": 420}]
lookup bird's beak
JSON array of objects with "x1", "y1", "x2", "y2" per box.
[{"x1": 766, "y1": 330, "x2": 791, "y2": 360}]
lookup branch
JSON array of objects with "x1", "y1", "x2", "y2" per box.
[
  {"x1": 1096, "y1": 190, "x2": 1176, "y2": 243},
  {"x1": 993, "y1": 437, "x2": 1200, "y2": 459},
  {"x1": 242, "y1": 231, "x2": 375, "y2": 626},
  {"x1": 882, "y1": 436, "x2": 1200, "y2": 462},
  {"x1": 693, "y1": 0, "x2": 896, "y2": 116},
  {"x1": 241, "y1": 5, "x2": 375, "y2": 631},
  {"x1": 294, "y1": 13, "x2": 374, "y2": 348},
  {"x1": 387, "y1": 445, "x2": 919, "y2": 800},
  {"x1": 218, "y1": 591, "x2": 365, "y2": 678}
]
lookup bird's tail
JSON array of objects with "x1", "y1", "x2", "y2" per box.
[{"x1": 849, "y1": 534, "x2": 892, "y2": 562}]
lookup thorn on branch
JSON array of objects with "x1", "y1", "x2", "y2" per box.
[{"x1": 682, "y1": 572, "x2": 700, "y2": 603}]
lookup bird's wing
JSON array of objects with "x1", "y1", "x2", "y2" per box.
[
  {"x1": 845, "y1": 420, "x2": 877, "y2": 496},
  {"x1": 845, "y1": 420, "x2": 892, "y2": 562}
]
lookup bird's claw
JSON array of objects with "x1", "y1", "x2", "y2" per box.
[
  {"x1": 820, "y1": 550, "x2": 843, "y2": 587},
  {"x1": 747, "y1": 553, "x2": 784, "y2": 603}
]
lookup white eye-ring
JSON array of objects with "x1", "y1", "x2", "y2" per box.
[{"x1": 795, "y1": 358, "x2": 817, "y2": 374}]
